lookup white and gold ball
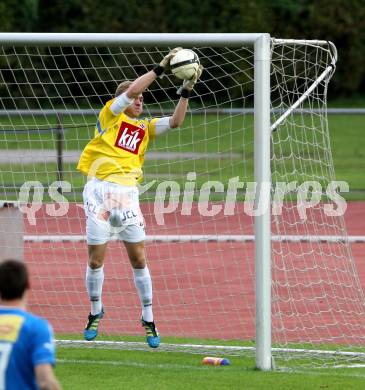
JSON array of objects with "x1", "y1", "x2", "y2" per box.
[{"x1": 170, "y1": 49, "x2": 200, "y2": 80}]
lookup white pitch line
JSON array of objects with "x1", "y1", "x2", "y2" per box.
[
  {"x1": 56, "y1": 340, "x2": 365, "y2": 359},
  {"x1": 287, "y1": 368, "x2": 365, "y2": 379},
  {"x1": 57, "y1": 359, "x2": 365, "y2": 378},
  {"x1": 57, "y1": 358, "x2": 209, "y2": 371},
  {"x1": 325, "y1": 364, "x2": 365, "y2": 369}
]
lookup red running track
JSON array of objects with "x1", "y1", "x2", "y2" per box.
[{"x1": 24, "y1": 201, "x2": 365, "y2": 343}]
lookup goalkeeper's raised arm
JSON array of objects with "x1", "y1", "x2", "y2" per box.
[
  {"x1": 109, "y1": 48, "x2": 203, "y2": 132},
  {"x1": 76, "y1": 47, "x2": 203, "y2": 350}
]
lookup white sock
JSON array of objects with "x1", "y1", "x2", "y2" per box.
[
  {"x1": 86, "y1": 265, "x2": 104, "y2": 315},
  {"x1": 133, "y1": 266, "x2": 153, "y2": 322}
]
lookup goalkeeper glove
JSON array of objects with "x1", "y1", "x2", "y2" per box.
[
  {"x1": 177, "y1": 64, "x2": 204, "y2": 98},
  {"x1": 153, "y1": 47, "x2": 183, "y2": 77}
]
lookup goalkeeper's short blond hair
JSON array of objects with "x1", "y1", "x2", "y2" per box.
[{"x1": 115, "y1": 81, "x2": 132, "y2": 97}]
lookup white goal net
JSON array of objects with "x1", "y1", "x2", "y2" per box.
[{"x1": 0, "y1": 33, "x2": 364, "y2": 369}]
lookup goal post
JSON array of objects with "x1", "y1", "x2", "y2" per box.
[
  {"x1": 254, "y1": 33, "x2": 272, "y2": 371},
  {"x1": 0, "y1": 33, "x2": 363, "y2": 371}
]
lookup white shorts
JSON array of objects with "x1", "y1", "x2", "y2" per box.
[{"x1": 83, "y1": 178, "x2": 145, "y2": 245}]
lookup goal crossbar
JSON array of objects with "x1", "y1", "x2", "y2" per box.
[{"x1": 0, "y1": 33, "x2": 267, "y2": 47}]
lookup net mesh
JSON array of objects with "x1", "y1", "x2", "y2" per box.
[
  {"x1": 270, "y1": 40, "x2": 365, "y2": 366},
  {"x1": 0, "y1": 38, "x2": 364, "y2": 369}
]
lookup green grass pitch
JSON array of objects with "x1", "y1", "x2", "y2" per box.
[{"x1": 55, "y1": 346, "x2": 365, "y2": 389}]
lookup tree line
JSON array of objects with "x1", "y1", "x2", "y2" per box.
[{"x1": 1, "y1": 0, "x2": 364, "y2": 99}]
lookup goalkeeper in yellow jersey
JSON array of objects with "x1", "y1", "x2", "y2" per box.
[{"x1": 77, "y1": 48, "x2": 203, "y2": 348}]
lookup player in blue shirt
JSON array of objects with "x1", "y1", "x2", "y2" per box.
[{"x1": 0, "y1": 259, "x2": 61, "y2": 390}]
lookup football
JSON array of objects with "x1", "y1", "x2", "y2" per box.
[{"x1": 170, "y1": 49, "x2": 200, "y2": 80}]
